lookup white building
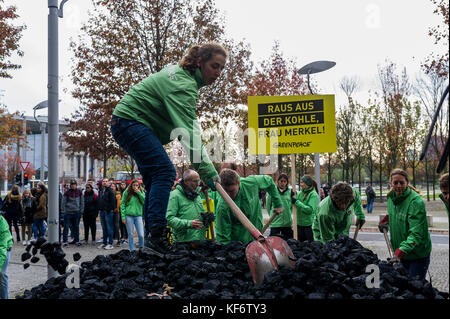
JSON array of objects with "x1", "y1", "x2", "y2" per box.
[{"x1": 1, "y1": 115, "x2": 104, "y2": 192}]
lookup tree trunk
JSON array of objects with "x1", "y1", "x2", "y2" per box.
[
  {"x1": 425, "y1": 158, "x2": 430, "y2": 202},
  {"x1": 379, "y1": 155, "x2": 383, "y2": 202}
]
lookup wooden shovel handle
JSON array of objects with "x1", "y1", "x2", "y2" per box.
[
  {"x1": 383, "y1": 228, "x2": 393, "y2": 258},
  {"x1": 261, "y1": 212, "x2": 277, "y2": 234},
  {"x1": 215, "y1": 182, "x2": 263, "y2": 240}
]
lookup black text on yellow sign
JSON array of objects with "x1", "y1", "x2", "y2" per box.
[{"x1": 248, "y1": 95, "x2": 336, "y2": 154}]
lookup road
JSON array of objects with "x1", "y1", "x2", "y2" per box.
[{"x1": 350, "y1": 231, "x2": 449, "y2": 245}]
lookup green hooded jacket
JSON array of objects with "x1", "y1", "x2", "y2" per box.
[
  {"x1": 113, "y1": 64, "x2": 217, "y2": 183},
  {"x1": 215, "y1": 175, "x2": 283, "y2": 245},
  {"x1": 0, "y1": 215, "x2": 13, "y2": 268},
  {"x1": 387, "y1": 187, "x2": 432, "y2": 260},
  {"x1": 294, "y1": 187, "x2": 319, "y2": 226},
  {"x1": 312, "y1": 196, "x2": 353, "y2": 243},
  {"x1": 120, "y1": 189, "x2": 145, "y2": 221},
  {"x1": 166, "y1": 184, "x2": 206, "y2": 243},
  {"x1": 439, "y1": 193, "x2": 449, "y2": 217},
  {"x1": 266, "y1": 187, "x2": 293, "y2": 228}
]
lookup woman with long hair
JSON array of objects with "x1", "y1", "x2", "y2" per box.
[
  {"x1": 120, "y1": 180, "x2": 145, "y2": 251},
  {"x1": 111, "y1": 43, "x2": 228, "y2": 252},
  {"x1": 21, "y1": 189, "x2": 36, "y2": 245},
  {"x1": 1, "y1": 185, "x2": 23, "y2": 243},
  {"x1": 293, "y1": 175, "x2": 319, "y2": 242}
]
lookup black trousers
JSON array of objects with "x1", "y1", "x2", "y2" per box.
[
  {"x1": 269, "y1": 227, "x2": 293, "y2": 241},
  {"x1": 83, "y1": 212, "x2": 97, "y2": 242},
  {"x1": 297, "y1": 225, "x2": 314, "y2": 242},
  {"x1": 6, "y1": 216, "x2": 21, "y2": 241}
]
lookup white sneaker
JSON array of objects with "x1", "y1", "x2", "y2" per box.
[
  {"x1": 104, "y1": 244, "x2": 114, "y2": 250},
  {"x1": 27, "y1": 241, "x2": 31, "y2": 245},
  {"x1": 98, "y1": 244, "x2": 106, "y2": 249},
  {"x1": 23, "y1": 241, "x2": 27, "y2": 246}
]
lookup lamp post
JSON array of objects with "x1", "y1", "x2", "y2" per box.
[
  {"x1": 47, "y1": 0, "x2": 68, "y2": 279},
  {"x1": 298, "y1": 61, "x2": 336, "y2": 199}
]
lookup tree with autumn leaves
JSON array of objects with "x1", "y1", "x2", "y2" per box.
[{"x1": 65, "y1": 0, "x2": 252, "y2": 176}]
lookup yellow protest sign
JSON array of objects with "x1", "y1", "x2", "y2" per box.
[{"x1": 248, "y1": 95, "x2": 336, "y2": 154}]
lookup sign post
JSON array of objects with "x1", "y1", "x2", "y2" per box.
[{"x1": 248, "y1": 95, "x2": 336, "y2": 239}]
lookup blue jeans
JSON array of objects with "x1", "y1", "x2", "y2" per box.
[
  {"x1": 32, "y1": 219, "x2": 46, "y2": 238},
  {"x1": 366, "y1": 199, "x2": 374, "y2": 214},
  {"x1": 63, "y1": 213, "x2": 80, "y2": 243},
  {"x1": 110, "y1": 116, "x2": 176, "y2": 237},
  {"x1": 125, "y1": 216, "x2": 145, "y2": 251},
  {"x1": 0, "y1": 249, "x2": 11, "y2": 299},
  {"x1": 401, "y1": 256, "x2": 431, "y2": 281},
  {"x1": 100, "y1": 211, "x2": 114, "y2": 245}
]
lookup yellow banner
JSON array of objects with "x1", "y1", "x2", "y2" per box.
[{"x1": 248, "y1": 95, "x2": 336, "y2": 154}]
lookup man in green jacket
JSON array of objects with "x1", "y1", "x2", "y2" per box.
[
  {"x1": 111, "y1": 43, "x2": 228, "y2": 252},
  {"x1": 378, "y1": 169, "x2": 432, "y2": 280},
  {"x1": 166, "y1": 170, "x2": 207, "y2": 243},
  {"x1": 0, "y1": 214, "x2": 13, "y2": 299},
  {"x1": 215, "y1": 169, "x2": 284, "y2": 245},
  {"x1": 439, "y1": 173, "x2": 449, "y2": 217},
  {"x1": 312, "y1": 182, "x2": 355, "y2": 243}
]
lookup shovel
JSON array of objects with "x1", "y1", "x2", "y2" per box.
[
  {"x1": 261, "y1": 211, "x2": 278, "y2": 235},
  {"x1": 353, "y1": 225, "x2": 360, "y2": 240},
  {"x1": 215, "y1": 182, "x2": 295, "y2": 286},
  {"x1": 382, "y1": 228, "x2": 393, "y2": 258}
]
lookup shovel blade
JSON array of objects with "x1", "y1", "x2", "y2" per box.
[{"x1": 245, "y1": 236, "x2": 295, "y2": 286}]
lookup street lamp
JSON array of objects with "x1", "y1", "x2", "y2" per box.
[
  {"x1": 47, "y1": 0, "x2": 69, "y2": 279},
  {"x1": 298, "y1": 60, "x2": 336, "y2": 199}
]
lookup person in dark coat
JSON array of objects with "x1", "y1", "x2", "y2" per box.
[
  {"x1": 1, "y1": 185, "x2": 24, "y2": 243},
  {"x1": 83, "y1": 184, "x2": 98, "y2": 244},
  {"x1": 21, "y1": 189, "x2": 37, "y2": 245},
  {"x1": 97, "y1": 178, "x2": 117, "y2": 250}
]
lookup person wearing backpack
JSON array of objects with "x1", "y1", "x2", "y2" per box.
[{"x1": 365, "y1": 184, "x2": 376, "y2": 214}]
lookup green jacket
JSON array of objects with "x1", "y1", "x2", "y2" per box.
[
  {"x1": 294, "y1": 187, "x2": 319, "y2": 226},
  {"x1": 266, "y1": 188, "x2": 293, "y2": 228},
  {"x1": 113, "y1": 65, "x2": 217, "y2": 183},
  {"x1": 166, "y1": 185, "x2": 206, "y2": 243},
  {"x1": 215, "y1": 175, "x2": 283, "y2": 245},
  {"x1": 120, "y1": 189, "x2": 145, "y2": 221},
  {"x1": 0, "y1": 215, "x2": 13, "y2": 268},
  {"x1": 344, "y1": 187, "x2": 365, "y2": 233},
  {"x1": 387, "y1": 187, "x2": 432, "y2": 260},
  {"x1": 312, "y1": 196, "x2": 353, "y2": 243},
  {"x1": 439, "y1": 193, "x2": 449, "y2": 217}
]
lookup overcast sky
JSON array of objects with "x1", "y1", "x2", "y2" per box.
[{"x1": 0, "y1": 0, "x2": 446, "y2": 119}]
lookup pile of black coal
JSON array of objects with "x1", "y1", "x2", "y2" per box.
[
  {"x1": 21, "y1": 237, "x2": 70, "y2": 275},
  {"x1": 16, "y1": 235, "x2": 449, "y2": 299}
]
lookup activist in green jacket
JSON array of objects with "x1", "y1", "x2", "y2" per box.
[
  {"x1": 312, "y1": 182, "x2": 355, "y2": 243},
  {"x1": 166, "y1": 183, "x2": 206, "y2": 243},
  {"x1": 0, "y1": 214, "x2": 13, "y2": 299},
  {"x1": 386, "y1": 187, "x2": 432, "y2": 260},
  {"x1": 294, "y1": 175, "x2": 320, "y2": 242},
  {"x1": 111, "y1": 43, "x2": 228, "y2": 247},
  {"x1": 120, "y1": 189, "x2": 146, "y2": 221},
  {"x1": 120, "y1": 180, "x2": 146, "y2": 251},
  {"x1": 379, "y1": 169, "x2": 432, "y2": 280},
  {"x1": 266, "y1": 173, "x2": 294, "y2": 240},
  {"x1": 215, "y1": 170, "x2": 284, "y2": 245}
]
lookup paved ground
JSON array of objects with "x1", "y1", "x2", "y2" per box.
[{"x1": 5, "y1": 199, "x2": 449, "y2": 298}]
